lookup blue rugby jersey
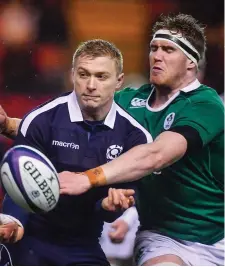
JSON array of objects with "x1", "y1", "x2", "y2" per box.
[{"x1": 6, "y1": 91, "x2": 152, "y2": 243}]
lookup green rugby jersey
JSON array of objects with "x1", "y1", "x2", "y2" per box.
[{"x1": 114, "y1": 80, "x2": 224, "y2": 245}]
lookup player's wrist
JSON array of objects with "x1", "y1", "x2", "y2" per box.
[{"x1": 85, "y1": 167, "x2": 107, "y2": 187}]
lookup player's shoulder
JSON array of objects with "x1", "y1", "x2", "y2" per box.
[
  {"x1": 114, "y1": 84, "x2": 151, "y2": 104},
  {"x1": 22, "y1": 91, "x2": 71, "y2": 121},
  {"x1": 20, "y1": 91, "x2": 72, "y2": 134},
  {"x1": 114, "y1": 103, "x2": 153, "y2": 143},
  {"x1": 180, "y1": 84, "x2": 224, "y2": 108}
]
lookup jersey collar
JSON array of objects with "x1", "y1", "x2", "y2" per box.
[
  {"x1": 180, "y1": 79, "x2": 201, "y2": 92},
  {"x1": 146, "y1": 79, "x2": 201, "y2": 112},
  {"x1": 67, "y1": 91, "x2": 117, "y2": 129}
]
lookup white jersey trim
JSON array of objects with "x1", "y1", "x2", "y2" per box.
[
  {"x1": 116, "y1": 104, "x2": 153, "y2": 143},
  {"x1": 21, "y1": 95, "x2": 69, "y2": 137},
  {"x1": 146, "y1": 79, "x2": 201, "y2": 112}
]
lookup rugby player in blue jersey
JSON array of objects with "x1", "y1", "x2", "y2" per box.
[{"x1": 0, "y1": 39, "x2": 151, "y2": 265}]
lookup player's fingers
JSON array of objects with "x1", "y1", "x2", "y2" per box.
[
  {"x1": 60, "y1": 188, "x2": 70, "y2": 194},
  {"x1": 119, "y1": 193, "x2": 129, "y2": 209},
  {"x1": 0, "y1": 223, "x2": 16, "y2": 241},
  {"x1": 109, "y1": 230, "x2": 124, "y2": 243},
  {"x1": 122, "y1": 189, "x2": 135, "y2": 197},
  {"x1": 108, "y1": 188, "x2": 113, "y2": 206},
  {"x1": 8, "y1": 226, "x2": 19, "y2": 243},
  {"x1": 59, "y1": 182, "x2": 69, "y2": 189},
  {"x1": 128, "y1": 196, "x2": 135, "y2": 206},
  {"x1": 112, "y1": 188, "x2": 120, "y2": 206}
]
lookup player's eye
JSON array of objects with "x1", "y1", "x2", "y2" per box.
[
  {"x1": 96, "y1": 74, "x2": 108, "y2": 80},
  {"x1": 79, "y1": 72, "x2": 88, "y2": 78},
  {"x1": 164, "y1": 47, "x2": 174, "y2": 53},
  {"x1": 150, "y1": 45, "x2": 158, "y2": 52}
]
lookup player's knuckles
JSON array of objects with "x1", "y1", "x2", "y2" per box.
[{"x1": 124, "y1": 189, "x2": 135, "y2": 196}]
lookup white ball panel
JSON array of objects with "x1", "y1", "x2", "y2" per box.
[{"x1": 0, "y1": 162, "x2": 33, "y2": 212}]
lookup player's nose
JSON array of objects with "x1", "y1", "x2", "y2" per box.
[{"x1": 87, "y1": 76, "x2": 97, "y2": 91}]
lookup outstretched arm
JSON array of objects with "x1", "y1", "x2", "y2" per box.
[
  {"x1": 100, "y1": 131, "x2": 187, "y2": 184},
  {"x1": 59, "y1": 131, "x2": 187, "y2": 194}
]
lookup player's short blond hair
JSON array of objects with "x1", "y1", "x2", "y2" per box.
[{"x1": 72, "y1": 39, "x2": 123, "y2": 74}]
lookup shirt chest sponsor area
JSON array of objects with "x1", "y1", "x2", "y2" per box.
[
  {"x1": 52, "y1": 140, "x2": 79, "y2": 149},
  {"x1": 130, "y1": 98, "x2": 147, "y2": 108}
]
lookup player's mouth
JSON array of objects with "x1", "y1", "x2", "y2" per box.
[
  {"x1": 151, "y1": 66, "x2": 163, "y2": 74},
  {"x1": 82, "y1": 95, "x2": 100, "y2": 100}
]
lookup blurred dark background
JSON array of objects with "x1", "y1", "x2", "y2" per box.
[{"x1": 0, "y1": 0, "x2": 224, "y2": 155}]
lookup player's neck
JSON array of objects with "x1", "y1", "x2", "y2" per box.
[
  {"x1": 152, "y1": 77, "x2": 196, "y2": 108},
  {"x1": 151, "y1": 88, "x2": 179, "y2": 108}
]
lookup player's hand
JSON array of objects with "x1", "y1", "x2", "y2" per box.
[
  {"x1": 108, "y1": 219, "x2": 129, "y2": 243},
  {"x1": 101, "y1": 188, "x2": 135, "y2": 212},
  {"x1": 0, "y1": 105, "x2": 7, "y2": 134},
  {"x1": 59, "y1": 171, "x2": 92, "y2": 195},
  {"x1": 0, "y1": 222, "x2": 24, "y2": 243}
]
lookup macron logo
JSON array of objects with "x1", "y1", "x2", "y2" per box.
[{"x1": 52, "y1": 140, "x2": 79, "y2": 149}]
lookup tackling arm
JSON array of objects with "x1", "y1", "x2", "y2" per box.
[
  {"x1": 89, "y1": 131, "x2": 187, "y2": 185},
  {"x1": 59, "y1": 131, "x2": 188, "y2": 195}
]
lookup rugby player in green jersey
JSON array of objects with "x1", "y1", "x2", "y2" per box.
[{"x1": 1, "y1": 13, "x2": 224, "y2": 266}]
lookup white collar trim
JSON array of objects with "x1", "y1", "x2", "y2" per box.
[
  {"x1": 104, "y1": 101, "x2": 117, "y2": 129},
  {"x1": 180, "y1": 79, "x2": 201, "y2": 92},
  {"x1": 67, "y1": 91, "x2": 117, "y2": 129},
  {"x1": 146, "y1": 79, "x2": 201, "y2": 112},
  {"x1": 67, "y1": 91, "x2": 83, "y2": 122}
]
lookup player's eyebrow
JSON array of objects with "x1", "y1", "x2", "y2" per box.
[
  {"x1": 150, "y1": 44, "x2": 176, "y2": 50},
  {"x1": 77, "y1": 67, "x2": 110, "y2": 75}
]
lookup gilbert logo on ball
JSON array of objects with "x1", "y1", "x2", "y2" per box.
[{"x1": 0, "y1": 145, "x2": 59, "y2": 213}]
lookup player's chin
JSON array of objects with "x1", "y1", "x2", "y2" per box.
[
  {"x1": 149, "y1": 75, "x2": 165, "y2": 86},
  {"x1": 85, "y1": 102, "x2": 101, "y2": 111}
]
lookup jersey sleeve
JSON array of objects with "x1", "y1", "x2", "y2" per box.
[
  {"x1": 123, "y1": 119, "x2": 153, "y2": 153},
  {"x1": 172, "y1": 100, "x2": 224, "y2": 146},
  {"x1": 124, "y1": 127, "x2": 152, "y2": 152},
  {"x1": 14, "y1": 112, "x2": 50, "y2": 154}
]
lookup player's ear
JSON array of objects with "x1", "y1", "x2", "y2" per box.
[
  {"x1": 187, "y1": 59, "x2": 196, "y2": 70},
  {"x1": 116, "y1": 73, "x2": 124, "y2": 91}
]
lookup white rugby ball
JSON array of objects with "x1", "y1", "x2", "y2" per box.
[{"x1": 0, "y1": 145, "x2": 59, "y2": 213}]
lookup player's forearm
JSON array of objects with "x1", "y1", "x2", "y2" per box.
[
  {"x1": 1, "y1": 117, "x2": 21, "y2": 139},
  {"x1": 86, "y1": 131, "x2": 187, "y2": 186},
  {"x1": 104, "y1": 131, "x2": 187, "y2": 184},
  {"x1": 102, "y1": 143, "x2": 160, "y2": 183}
]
